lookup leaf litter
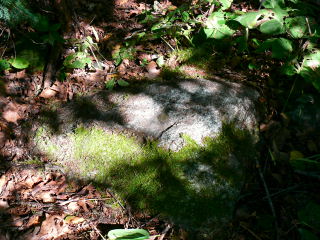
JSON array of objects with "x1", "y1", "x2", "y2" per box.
[{"x1": 0, "y1": 164, "x2": 128, "y2": 240}]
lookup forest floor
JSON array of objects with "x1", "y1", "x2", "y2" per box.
[{"x1": 0, "y1": 0, "x2": 320, "y2": 239}]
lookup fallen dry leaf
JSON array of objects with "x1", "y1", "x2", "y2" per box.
[
  {"x1": 0, "y1": 200, "x2": 9, "y2": 211},
  {"x1": 37, "y1": 191, "x2": 56, "y2": 203},
  {"x1": 8, "y1": 206, "x2": 30, "y2": 216},
  {"x1": 65, "y1": 216, "x2": 86, "y2": 224},
  {"x1": 25, "y1": 215, "x2": 41, "y2": 228},
  {"x1": 2, "y1": 110, "x2": 21, "y2": 123},
  {"x1": 0, "y1": 174, "x2": 6, "y2": 191},
  {"x1": 67, "y1": 201, "x2": 80, "y2": 212},
  {"x1": 146, "y1": 61, "x2": 160, "y2": 79},
  {"x1": 15, "y1": 70, "x2": 26, "y2": 79},
  {"x1": 39, "y1": 88, "x2": 58, "y2": 99},
  {"x1": 11, "y1": 217, "x2": 24, "y2": 227},
  {"x1": 35, "y1": 214, "x2": 66, "y2": 239},
  {"x1": 78, "y1": 200, "x2": 90, "y2": 212}
]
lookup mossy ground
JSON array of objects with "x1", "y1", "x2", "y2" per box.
[{"x1": 34, "y1": 121, "x2": 256, "y2": 232}]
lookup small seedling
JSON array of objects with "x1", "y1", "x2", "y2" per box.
[{"x1": 105, "y1": 79, "x2": 130, "y2": 90}]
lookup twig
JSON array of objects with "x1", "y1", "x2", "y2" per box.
[
  {"x1": 140, "y1": 214, "x2": 161, "y2": 227},
  {"x1": 207, "y1": 4, "x2": 215, "y2": 17},
  {"x1": 160, "y1": 36, "x2": 175, "y2": 51},
  {"x1": 240, "y1": 222, "x2": 262, "y2": 240},
  {"x1": 106, "y1": 189, "x2": 126, "y2": 211},
  {"x1": 305, "y1": 17, "x2": 312, "y2": 36},
  {"x1": 58, "y1": 197, "x2": 111, "y2": 206},
  {"x1": 282, "y1": 76, "x2": 297, "y2": 113},
  {"x1": 256, "y1": 158, "x2": 280, "y2": 240},
  {"x1": 93, "y1": 226, "x2": 107, "y2": 240},
  {"x1": 159, "y1": 224, "x2": 172, "y2": 240}
]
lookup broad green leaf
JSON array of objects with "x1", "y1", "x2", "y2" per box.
[
  {"x1": 204, "y1": 12, "x2": 234, "y2": 39},
  {"x1": 300, "y1": 50, "x2": 320, "y2": 90},
  {"x1": 108, "y1": 229, "x2": 150, "y2": 240},
  {"x1": 285, "y1": 17, "x2": 310, "y2": 38},
  {"x1": 86, "y1": 36, "x2": 94, "y2": 44},
  {"x1": 206, "y1": 11, "x2": 225, "y2": 28},
  {"x1": 262, "y1": 0, "x2": 285, "y2": 8},
  {"x1": 64, "y1": 53, "x2": 76, "y2": 64},
  {"x1": 106, "y1": 79, "x2": 116, "y2": 90},
  {"x1": 271, "y1": 7, "x2": 289, "y2": 21},
  {"x1": 182, "y1": 12, "x2": 189, "y2": 22},
  {"x1": 280, "y1": 64, "x2": 297, "y2": 76},
  {"x1": 19, "y1": 49, "x2": 44, "y2": 71},
  {"x1": 299, "y1": 67, "x2": 320, "y2": 91},
  {"x1": 301, "y1": 51, "x2": 320, "y2": 69},
  {"x1": 298, "y1": 202, "x2": 320, "y2": 229},
  {"x1": 251, "y1": 38, "x2": 261, "y2": 48},
  {"x1": 118, "y1": 79, "x2": 130, "y2": 87},
  {"x1": 271, "y1": 38, "x2": 293, "y2": 59},
  {"x1": 235, "y1": 10, "x2": 267, "y2": 29},
  {"x1": 75, "y1": 52, "x2": 87, "y2": 58},
  {"x1": 257, "y1": 38, "x2": 293, "y2": 59},
  {"x1": 9, "y1": 57, "x2": 30, "y2": 69},
  {"x1": 219, "y1": 0, "x2": 233, "y2": 10},
  {"x1": 156, "y1": 55, "x2": 165, "y2": 67},
  {"x1": 68, "y1": 60, "x2": 86, "y2": 69},
  {"x1": 0, "y1": 59, "x2": 10, "y2": 71},
  {"x1": 248, "y1": 63, "x2": 258, "y2": 70},
  {"x1": 259, "y1": 19, "x2": 284, "y2": 35},
  {"x1": 203, "y1": 26, "x2": 234, "y2": 39}
]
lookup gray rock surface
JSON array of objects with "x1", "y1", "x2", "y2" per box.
[
  {"x1": 34, "y1": 78, "x2": 260, "y2": 237},
  {"x1": 57, "y1": 78, "x2": 259, "y2": 151}
]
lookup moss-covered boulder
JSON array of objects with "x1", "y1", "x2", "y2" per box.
[{"x1": 32, "y1": 78, "x2": 259, "y2": 238}]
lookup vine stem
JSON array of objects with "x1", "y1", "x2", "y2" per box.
[{"x1": 282, "y1": 76, "x2": 297, "y2": 113}]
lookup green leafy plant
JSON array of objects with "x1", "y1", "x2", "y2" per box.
[
  {"x1": 232, "y1": 0, "x2": 320, "y2": 91},
  {"x1": 8, "y1": 57, "x2": 30, "y2": 69},
  {"x1": 63, "y1": 52, "x2": 92, "y2": 69},
  {"x1": 0, "y1": 59, "x2": 10, "y2": 71},
  {"x1": 203, "y1": 11, "x2": 234, "y2": 39},
  {"x1": 63, "y1": 36, "x2": 100, "y2": 69},
  {"x1": 0, "y1": 0, "x2": 35, "y2": 26},
  {"x1": 112, "y1": 45, "x2": 136, "y2": 66},
  {"x1": 105, "y1": 79, "x2": 129, "y2": 90},
  {"x1": 107, "y1": 229, "x2": 150, "y2": 240}
]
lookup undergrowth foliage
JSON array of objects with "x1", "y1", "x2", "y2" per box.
[
  {"x1": 0, "y1": 0, "x2": 33, "y2": 25},
  {"x1": 0, "y1": 0, "x2": 64, "y2": 73},
  {"x1": 124, "y1": 0, "x2": 320, "y2": 92}
]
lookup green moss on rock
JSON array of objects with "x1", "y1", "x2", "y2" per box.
[{"x1": 34, "y1": 123, "x2": 256, "y2": 234}]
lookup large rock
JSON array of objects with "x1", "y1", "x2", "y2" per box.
[
  {"x1": 55, "y1": 78, "x2": 259, "y2": 150},
  {"x1": 33, "y1": 78, "x2": 259, "y2": 238}
]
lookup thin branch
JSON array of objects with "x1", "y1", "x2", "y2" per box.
[
  {"x1": 305, "y1": 17, "x2": 312, "y2": 36},
  {"x1": 240, "y1": 222, "x2": 263, "y2": 240},
  {"x1": 93, "y1": 226, "x2": 107, "y2": 240},
  {"x1": 161, "y1": 36, "x2": 175, "y2": 51},
  {"x1": 159, "y1": 224, "x2": 172, "y2": 240}
]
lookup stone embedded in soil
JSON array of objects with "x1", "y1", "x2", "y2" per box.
[
  {"x1": 56, "y1": 78, "x2": 259, "y2": 151},
  {"x1": 33, "y1": 78, "x2": 260, "y2": 235}
]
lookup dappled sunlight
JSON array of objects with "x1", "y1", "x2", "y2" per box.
[{"x1": 34, "y1": 118, "x2": 257, "y2": 235}]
